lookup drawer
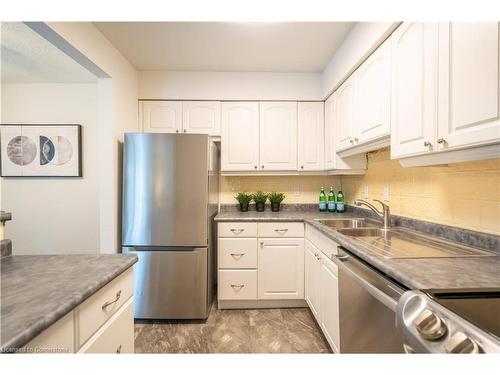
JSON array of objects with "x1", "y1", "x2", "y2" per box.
[
  {"x1": 258, "y1": 222, "x2": 304, "y2": 238},
  {"x1": 22, "y1": 312, "x2": 74, "y2": 354},
  {"x1": 79, "y1": 297, "x2": 134, "y2": 353},
  {"x1": 77, "y1": 268, "x2": 133, "y2": 347},
  {"x1": 218, "y1": 238, "x2": 257, "y2": 269},
  {"x1": 305, "y1": 223, "x2": 340, "y2": 259},
  {"x1": 218, "y1": 222, "x2": 257, "y2": 237},
  {"x1": 218, "y1": 270, "x2": 257, "y2": 300}
]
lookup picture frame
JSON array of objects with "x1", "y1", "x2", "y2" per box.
[{"x1": 0, "y1": 124, "x2": 82, "y2": 177}]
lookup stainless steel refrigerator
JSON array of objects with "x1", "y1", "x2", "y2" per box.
[{"x1": 122, "y1": 133, "x2": 219, "y2": 319}]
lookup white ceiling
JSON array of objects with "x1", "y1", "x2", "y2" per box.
[
  {"x1": 1, "y1": 22, "x2": 97, "y2": 83},
  {"x1": 94, "y1": 22, "x2": 354, "y2": 72}
]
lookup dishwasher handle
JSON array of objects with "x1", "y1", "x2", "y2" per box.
[{"x1": 339, "y1": 257, "x2": 403, "y2": 312}]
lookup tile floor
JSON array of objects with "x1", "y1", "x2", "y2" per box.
[{"x1": 134, "y1": 307, "x2": 331, "y2": 354}]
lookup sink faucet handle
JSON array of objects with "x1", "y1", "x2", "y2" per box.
[{"x1": 373, "y1": 199, "x2": 389, "y2": 210}]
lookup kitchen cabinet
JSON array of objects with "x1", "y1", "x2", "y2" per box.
[
  {"x1": 390, "y1": 22, "x2": 438, "y2": 159},
  {"x1": 141, "y1": 101, "x2": 182, "y2": 133},
  {"x1": 298, "y1": 102, "x2": 324, "y2": 171},
  {"x1": 437, "y1": 22, "x2": 500, "y2": 151},
  {"x1": 22, "y1": 312, "x2": 74, "y2": 354},
  {"x1": 182, "y1": 101, "x2": 221, "y2": 136},
  {"x1": 355, "y1": 37, "x2": 391, "y2": 145},
  {"x1": 221, "y1": 102, "x2": 259, "y2": 171},
  {"x1": 304, "y1": 240, "x2": 321, "y2": 320},
  {"x1": 258, "y1": 238, "x2": 304, "y2": 300},
  {"x1": 259, "y1": 102, "x2": 298, "y2": 171},
  {"x1": 320, "y1": 255, "x2": 340, "y2": 353},
  {"x1": 335, "y1": 75, "x2": 356, "y2": 152}
]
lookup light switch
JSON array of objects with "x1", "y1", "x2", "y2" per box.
[
  {"x1": 293, "y1": 185, "x2": 300, "y2": 197},
  {"x1": 383, "y1": 186, "x2": 390, "y2": 201},
  {"x1": 364, "y1": 185, "x2": 369, "y2": 199}
]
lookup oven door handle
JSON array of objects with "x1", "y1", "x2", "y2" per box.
[{"x1": 340, "y1": 261, "x2": 401, "y2": 312}]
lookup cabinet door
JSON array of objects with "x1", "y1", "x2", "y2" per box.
[
  {"x1": 324, "y1": 95, "x2": 336, "y2": 169},
  {"x1": 305, "y1": 240, "x2": 321, "y2": 320},
  {"x1": 298, "y1": 102, "x2": 324, "y2": 171},
  {"x1": 438, "y1": 22, "x2": 500, "y2": 150},
  {"x1": 355, "y1": 38, "x2": 391, "y2": 144},
  {"x1": 335, "y1": 74, "x2": 356, "y2": 151},
  {"x1": 391, "y1": 22, "x2": 438, "y2": 159},
  {"x1": 182, "y1": 101, "x2": 221, "y2": 135},
  {"x1": 258, "y1": 238, "x2": 304, "y2": 299},
  {"x1": 320, "y1": 258, "x2": 340, "y2": 353},
  {"x1": 141, "y1": 101, "x2": 182, "y2": 133},
  {"x1": 221, "y1": 102, "x2": 259, "y2": 171},
  {"x1": 259, "y1": 102, "x2": 298, "y2": 171}
]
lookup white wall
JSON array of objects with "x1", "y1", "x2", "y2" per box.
[
  {"x1": 139, "y1": 71, "x2": 323, "y2": 100},
  {"x1": 1, "y1": 83, "x2": 100, "y2": 255},
  {"x1": 321, "y1": 22, "x2": 400, "y2": 97},
  {"x1": 44, "y1": 22, "x2": 139, "y2": 253}
]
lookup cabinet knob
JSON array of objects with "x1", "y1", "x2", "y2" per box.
[
  {"x1": 354, "y1": 137, "x2": 359, "y2": 143},
  {"x1": 423, "y1": 141, "x2": 431, "y2": 147},
  {"x1": 261, "y1": 165, "x2": 264, "y2": 169},
  {"x1": 183, "y1": 129, "x2": 187, "y2": 133},
  {"x1": 437, "y1": 138, "x2": 447, "y2": 144},
  {"x1": 175, "y1": 130, "x2": 179, "y2": 133},
  {"x1": 254, "y1": 165, "x2": 257, "y2": 169},
  {"x1": 349, "y1": 138, "x2": 354, "y2": 144},
  {"x1": 300, "y1": 165, "x2": 304, "y2": 169}
]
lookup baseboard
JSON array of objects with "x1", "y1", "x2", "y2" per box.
[{"x1": 217, "y1": 299, "x2": 308, "y2": 309}]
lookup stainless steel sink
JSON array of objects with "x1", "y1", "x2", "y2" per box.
[
  {"x1": 316, "y1": 218, "x2": 381, "y2": 229},
  {"x1": 336, "y1": 227, "x2": 496, "y2": 259}
]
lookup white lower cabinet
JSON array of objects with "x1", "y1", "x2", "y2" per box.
[
  {"x1": 304, "y1": 240, "x2": 321, "y2": 320},
  {"x1": 218, "y1": 270, "x2": 258, "y2": 300},
  {"x1": 20, "y1": 268, "x2": 135, "y2": 354},
  {"x1": 258, "y1": 238, "x2": 304, "y2": 300},
  {"x1": 320, "y1": 255, "x2": 340, "y2": 353}
]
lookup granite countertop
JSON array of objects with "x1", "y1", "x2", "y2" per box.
[
  {"x1": 215, "y1": 209, "x2": 500, "y2": 290},
  {"x1": 0, "y1": 254, "x2": 138, "y2": 352}
]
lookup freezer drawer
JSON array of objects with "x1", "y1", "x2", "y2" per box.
[{"x1": 123, "y1": 247, "x2": 210, "y2": 319}]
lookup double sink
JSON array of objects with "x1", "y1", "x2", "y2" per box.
[{"x1": 317, "y1": 218, "x2": 495, "y2": 259}]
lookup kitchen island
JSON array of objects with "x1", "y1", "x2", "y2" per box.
[{"x1": 1, "y1": 254, "x2": 137, "y2": 353}]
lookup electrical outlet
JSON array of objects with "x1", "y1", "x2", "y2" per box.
[
  {"x1": 383, "y1": 186, "x2": 390, "y2": 201},
  {"x1": 363, "y1": 185, "x2": 369, "y2": 199},
  {"x1": 293, "y1": 185, "x2": 300, "y2": 197}
]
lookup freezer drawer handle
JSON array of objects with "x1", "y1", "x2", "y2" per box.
[
  {"x1": 230, "y1": 284, "x2": 245, "y2": 290},
  {"x1": 230, "y1": 228, "x2": 245, "y2": 235},
  {"x1": 230, "y1": 253, "x2": 245, "y2": 258},
  {"x1": 102, "y1": 290, "x2": 122, "y2": 310},
  {"x1": 274, "y1": 229, "x2": 289, "y2": 234}
]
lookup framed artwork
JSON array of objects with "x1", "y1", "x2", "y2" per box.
[{"x1": 0, "y1": 124, "x2": 82, "y2": 177}]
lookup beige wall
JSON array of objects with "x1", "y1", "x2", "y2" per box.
[
  {"x1": 1, "y1": 83, "x2": 100, "y2": 254},
  {"x1": 342, "y1": 148, "x2": 500, "y2": 235},
  {"x1": 220, "y1": 175, "x2": 341, "y2": 204}
]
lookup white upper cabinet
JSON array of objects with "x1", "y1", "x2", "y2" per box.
[
  {"x1": 324, "y1": 95, "x2": 336, "y2": 170},
  {"x1": 182, "y1": 101, "x2": 221, "y2": 136},
  {"x1": 335, "y1": 75, "x2": 356, "y2": 151},
  {"x1": 221, "y1": 102, "x2": 259, "y2": 171},
  {"x1": 298, "y1": 102, "x2": 324, "y2": 171},
  {"x1": 141, "y1": 101, "x2": 182, "y2": 133},
  {"x1": 390, "y1": 22, "x2": 438, "y2": 159},
  {"x1": 355, "y1": 38, "x2": 391, "y2": 144},
  {"x1": 259, "y1": 102, "x2": 298, "y2": 171},
  {"x1": 437, "y1": 22, "x2": 500, "y2": 151}
]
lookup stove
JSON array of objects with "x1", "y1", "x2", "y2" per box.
[{"x1": 396, "y1": 289, "x2": 500, "y2": 353}]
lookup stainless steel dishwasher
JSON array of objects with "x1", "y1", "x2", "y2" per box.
[{"x1": 332, "y1": 247, "x2": 406, "y2": 353}]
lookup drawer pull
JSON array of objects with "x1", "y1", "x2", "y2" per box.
[
  {"x1": 102, "y1": 290, "x2": 122, "y2": 310},
  {"x1": 230, "y1": 228, "x2": 244, "y2": 235},
  {"x1": 116, "y1": 344, "x2": 122, "y2": 354},
  {"x1": 230, "y1": 253, "x2": 245, "y2": 258},
  {"x1": 274, "y1": 229, "x2": 288, "y2": 234},
  {"x1": 230, "y1": 284, "x2": 245, "y2": 289}
]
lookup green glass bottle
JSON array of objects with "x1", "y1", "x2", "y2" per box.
[
  {"x1": 336, "y1": 190, "x2": 345, "y2": 213},
  {"x1": 327, "y1": 186, "x2": 336, "y2": 212},
  {"x1": 319, "y1": 187, "x2": 327, "y2": 212}
]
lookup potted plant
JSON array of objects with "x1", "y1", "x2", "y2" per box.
[
  {"x1": 268, "y1": 191, "x2": 285, "y2": 212},
  {"x1": 234, "y1": 192, "x2": 253, "y2": 212},
  {"x1": 252, "y1": 191, "x2": 268, "y2": 212}
]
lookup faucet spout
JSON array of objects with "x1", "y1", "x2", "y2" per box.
[{"x1": 354, "y1": 199, "x2": 391, "y2": 229}]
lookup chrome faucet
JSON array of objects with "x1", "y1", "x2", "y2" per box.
[{"x1": 354, "y1": 199, "x2": 391, "y2": 229}]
